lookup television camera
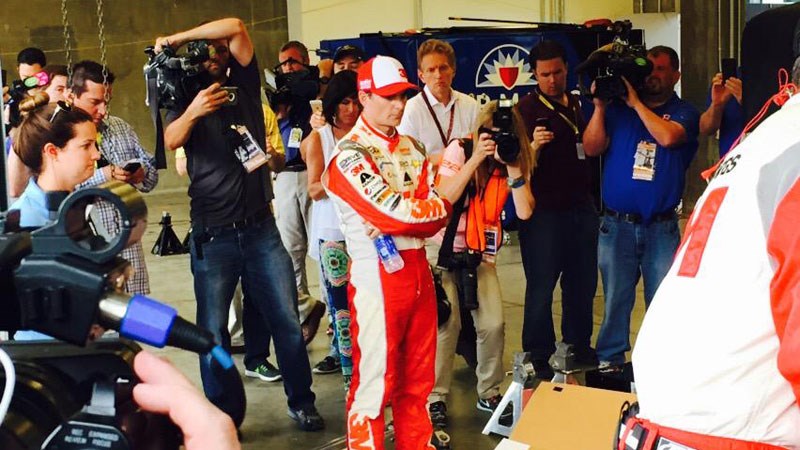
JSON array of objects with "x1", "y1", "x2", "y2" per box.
[{"x1": 0, "y1": 182, "x2": 241, "y2": 449}]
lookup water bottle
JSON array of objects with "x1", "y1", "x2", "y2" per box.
[{"x1": 374, "y1": 234, "x2": 405, "y2": 273}]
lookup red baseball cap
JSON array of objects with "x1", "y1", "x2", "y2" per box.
[{"x1": 357, "y1": 56, "x2": 418, "y2": 97}]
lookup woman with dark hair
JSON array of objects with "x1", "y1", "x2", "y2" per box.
[
  {"x1": 11, "y1": 98, "x2": 99, "y2": 340},
  {"x1": 301, "y1": 70, "x2": 360, "y2": 387},
  {"x1": 12, "y1": 100, "x2": 99, "y2": 226}
]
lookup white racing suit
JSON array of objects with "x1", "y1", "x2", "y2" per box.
[
  {"x1": 323, "y1": 116, "x2": 451, "y2": 450},
  {"x1": 631, "y1": 94, "x2": 800, "y2": 449}
]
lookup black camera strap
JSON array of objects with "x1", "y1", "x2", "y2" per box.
[
  {"x1": 421, "y1": 90, "x2": 456, "y2": 149},
  {"x1": 146, "y1": 73, "x2": 167, "y2": 169},
  {"x1": 437, "y1": 139, "x2": 473, "y2": 269}
]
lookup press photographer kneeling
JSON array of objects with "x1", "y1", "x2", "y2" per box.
[{"x1": 429, "y1": 100, "x2": 535, "y2": 431}]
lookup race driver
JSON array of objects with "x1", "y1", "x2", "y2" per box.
[
  {"x1": 322, "y1": 55, "x2": 452, "y2": 450},
  {"x1": 624, "y1": 61, "x2": 800, "y2": 450}
]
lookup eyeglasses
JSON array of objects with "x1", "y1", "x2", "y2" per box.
[
  {"x1": 23, "y1": 71, "x2": 50, "y2": 89},
  {"x1": 49, "y1": 101, "x2": 72, "y2": 123}
]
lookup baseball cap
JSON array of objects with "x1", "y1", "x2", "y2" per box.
[
  {"x1": 333, "y1": 44, "x2": 365, "y2": 63},
  {"x1": 357, "y1": 56, "x2": 418, "y2": 97}
]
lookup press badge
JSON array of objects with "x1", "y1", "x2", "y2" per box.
[
  {"x1": 632, "y1": 140, "x2": 657, "y2": 181},
  {"x1": 483, "y1": 225, "x2": 499, "y2": 264},
  {"x1": 288, "y1": 127, "x2": 303, "y2": 149},
  {"x1": 576, "y1": 142, "x2": 586, "y2": 160},
  {"x1": 231, "y1": 125, "x2": 270, "y2": 173}
]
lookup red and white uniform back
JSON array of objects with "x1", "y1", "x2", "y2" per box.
[
  {"x1": 323, "y1": 116, "x2": 451, "y2": 450},
  {"x1": 633, "y1": 94, "x2": 800, "y2": 448}
]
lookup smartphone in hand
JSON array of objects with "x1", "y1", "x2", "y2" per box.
[
  {"x1": 123, "y1": 161, "x2": 142, "y2": 172},
  {"x1": 535, "y1": 117, "x2": 550, "y2": 131},
  {"x1": 310, "y1": 99, "x2": 323, "y2": 115},
  {"x1": 721, "y1": 58, "x2": 737, "y2": 81}
]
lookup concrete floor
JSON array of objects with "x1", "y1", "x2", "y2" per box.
[{"x1": 139, "y1": 189, "x2": 648, "y2": 450}]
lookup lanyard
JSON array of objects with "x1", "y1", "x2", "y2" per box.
[
  {"x1": 536, "y1": 90, "x2": 580, "y2": 136},
  {"x1": 422, "y1": 91, "x2": 456, "y2": 148}
]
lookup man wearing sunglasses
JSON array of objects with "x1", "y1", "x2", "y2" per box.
[
  {"x1": 69, "y1": 60, "x2": 159, "y2": 297},
  {"x1": 156, "y1": 18, "x2": 323, "y2": 432}
]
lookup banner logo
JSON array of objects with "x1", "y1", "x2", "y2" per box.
[{"x1": 475, "y1": 44, "x2": 536, "y2": 90}]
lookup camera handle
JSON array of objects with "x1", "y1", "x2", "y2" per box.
[{"x1": 144, "y1": 65, "x2": 167, "y2": 169}]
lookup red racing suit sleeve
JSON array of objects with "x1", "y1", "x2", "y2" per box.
[
  {"x1": 767, "y1": 176, "x2": 800, "y2": 406},
  {"x1": 325, "y1": 146, "x2": 452, "y2": 238}
]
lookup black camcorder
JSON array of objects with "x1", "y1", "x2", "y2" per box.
[
  {"x1": 575, "y1": 20, "x2": 653, "y2": 100},
  {"x1": 265, "y1": 65, "x2": 320, "y2": 113},
  {"x1": 0, "y1": 182, "x2": 242, "y2": 448},
  {"x1": 143, "y1": 40, "x2": 211, "y2": 112}
]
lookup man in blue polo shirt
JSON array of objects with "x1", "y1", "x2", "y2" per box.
[{"x1": 584, "y1": 45, "x2": 699, "y2": 371}]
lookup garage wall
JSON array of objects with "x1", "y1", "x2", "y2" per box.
[{"x1": 292, "y1": 0, "x2": 637, "y2": 57}]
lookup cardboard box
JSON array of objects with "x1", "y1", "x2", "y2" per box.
[{"x1": 504, "y1": 382, "x2": 637, "y2": 450}]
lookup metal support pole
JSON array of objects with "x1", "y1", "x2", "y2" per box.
[{"x1": 0, "y1": 56, "x2": 9, "y2": 211}]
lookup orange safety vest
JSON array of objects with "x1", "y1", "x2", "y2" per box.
[{"x1": 465, "y1": 167, "x2": 509, "y2": 252}]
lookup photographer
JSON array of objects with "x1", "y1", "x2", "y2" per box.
[
  {"x1": 273, "y1": 40, "x2": 326, "y2": 346},
  {"x1": 7, "y1": 65, "x2": 71, "y2": 200},
  {"x1": 16, "y1": 47, "x2": 46, "y2": 80},
  {"x1": 430, "y1": 101, "x2": 534, "y2": 428},
  {"x1": 517, "y1": 40, "x2": 598, "y2": 381},
  {"x1": 583, "y1": 46, "x2": 700, "y2": 372},
  {"x1": 157, "y1": 18, "x2": 323, "y2": 430}
]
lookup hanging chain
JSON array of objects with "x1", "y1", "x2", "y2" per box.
[
  {"x1": 96, "y1": 0, "x2": 110, "y2": 106},
  {"x1": 61, "y1": 0, "x2": 73, "y2": 84}
]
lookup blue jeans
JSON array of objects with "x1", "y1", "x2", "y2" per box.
[
  {"x1": 190, "y1": 214, "x2": 315, "y2": 422},
  {"x1": 595, "y1": 214, "x2": 681, "y2": 365},
  {"x1": 519, "y1": 202, "x2": 598, "y2": 361}
]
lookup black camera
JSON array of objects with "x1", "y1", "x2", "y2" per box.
[
  {"x1": 442, "y1": 251, "x2": 483, "y2": 311},
  {"x1": 143, "y1": 40, "x2": 211, "y2": 111},
  {"x1": 575, "y1": 20, "x2": 653, "y2": 100},
  {"x1": 266, "y1": 66, "x2": 320, "y2": 112},
  {"x1": 3, "y1": 79, "x2": 30, "y2": 129},
  {"x1": 479, "y1": 99, "x2": 520, "y2": 164}
]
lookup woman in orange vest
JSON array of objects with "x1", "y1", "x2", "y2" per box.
[{"x1": 428, "y1": 100, "x2": 535, "y2": 430}]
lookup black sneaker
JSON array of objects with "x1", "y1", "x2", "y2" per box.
[
  {"x1": 244, "y1": 360, "x2": 282, "y2": 382},
  {"x1": 598, "y1": 361, "x2": 624, "y2": 374},
  {"x1": 312, "y1": 355, "x2": 341, "y2": 374},
  {"x1": 429, "y1": 401, "x2": 448, "y2": 428},
  {"x1": 287, "y1": 404, "x2": 325, "y2": 431},
  {"x1": 476, "y1": 395, "x2": 512, "y2": 420}
]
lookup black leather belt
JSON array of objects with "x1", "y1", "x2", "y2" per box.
[
  {"x1": 207, "y1": 209, "x2": 270, "y2": 231},
  {"x1": 282, "y1": 163, "x2": 307, "y2": 172},
  {"x1": 603, "y1": 207, "x2": 675, "y2": 224}
]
